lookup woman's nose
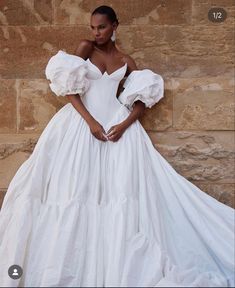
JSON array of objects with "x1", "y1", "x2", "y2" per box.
[{"x1": 94, "y1": 28, "x2": 100, "y2": 36}]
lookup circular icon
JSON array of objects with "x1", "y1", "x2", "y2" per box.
[
  {"x1": 8, "y1": 265, "x2": 23, "y2": 279},
  {"x1": 208, "y1": 7, "x2": 227, "y2": 23}
]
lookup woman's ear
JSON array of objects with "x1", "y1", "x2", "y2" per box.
[{"x1": 112, "y1": 22, "x2": 118, "y2": 30}]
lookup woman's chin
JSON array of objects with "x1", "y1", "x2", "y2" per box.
[{"x1": 95, "y1": 39, "x2": 108, "y2": 46}]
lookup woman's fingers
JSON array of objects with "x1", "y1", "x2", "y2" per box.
[
  {"x1": 106, "y1": 126, "x2": 113, "y2": 134},
  {"x1": 92, "y1": 125, "x2": 121, "y2": 142},
  {"x1": 107, "y1": 126, "x2": 117, "y2": 136},
  {"x1": 106, "y1": 129, "x2": 116, "y2": 137},
  {"x1": 98, "y1": 129, "x2": 108, "y2": 141},
  {"x1": 101, "y1": 127, "x2": 108, "y2": 141},
  {"x1": 101, "y1": 133, "x2": 108, "y2": 141}
]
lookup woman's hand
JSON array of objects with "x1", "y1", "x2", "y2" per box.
[
  {"x1": 106, "y1": 123, "x2": 128, "y2": 142},
  {"x1": 89, "y1": 120, "x2": 108, "y2": 142},
  {"x1": 105, "y1": 101, "x2": 145, "y2": 142}
]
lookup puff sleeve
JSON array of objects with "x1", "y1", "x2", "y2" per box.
[
  {"x1": 118, "y1": 69, "x2": 164, "y2": 111},
  {"x1": 45, "y1": 50, "x2": 89, "y2": 97}
]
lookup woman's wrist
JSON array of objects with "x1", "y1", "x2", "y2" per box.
[
  {"x1": 86, "y1": 115, "x2": 97, "y2": 127},
  {"x1": 120, "y1": 119, "x2": 132, "y2": 130},
  {"x1": 121, "y1": 103, "x2": 145, "y2": 130}
]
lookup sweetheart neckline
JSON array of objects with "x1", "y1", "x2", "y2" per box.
[
  {"x1": 57, "y1": 50, "x2": 141, "y2": 77},
  {"x1": 86, "y1": 58, "x2": 127, "y2": 77}
]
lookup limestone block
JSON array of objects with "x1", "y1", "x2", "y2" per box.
[
  {"x1": 164, "y1": 22, "x2": 234, "y2": 77},
  {"x1": 172, "y1": 77, "x2": 234, "y2": 130},
  {"x1": 193, "y1": 182, "x2": 235, "y2": 209},
  {"x1": 0, "y1": 26, "x2": 90, "y2": 78},
  {"x1": 140, "y1": 87, "x2": 172, "y2": 132},
  {"x1": 0, "y1": 0, "x2": 52, "y2": 25},
  {"x1": 117, "y1": 25, "x2": 166, "y2": 74},
  {"x1": 118, "y1": 24, "x2": 234, "y2": 78},
  {"x1": 148, "y1": 131, "x2": 235, "y2": 183},
  {"x1": 0, "y1": 79, "x2": 17, "y2": 133},
  {"x1": 141, "y1": 76, "x2": 234, "y2": 131},
  {"x1": 0, "y1": 134, "x2": 39, "y2": 188},
  {"x1": 192, "y1": 0, "x2": 235, "y2": 26},
  {"x1": 18, "y1": 79, "x2": 67, "y2": 133}
]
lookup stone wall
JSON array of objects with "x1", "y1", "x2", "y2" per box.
[{"x1": 0, "y1": 0, "x2": 234, "y2": 208}]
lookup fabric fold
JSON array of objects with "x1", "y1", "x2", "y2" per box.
[
  {"x1": 118, "y1": 69, "x2": 164, "y2": 110},
  {"x1": 45, "y1": 50, "x2": 90, "y2": 97}
]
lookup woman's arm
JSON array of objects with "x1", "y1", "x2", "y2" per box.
[
  {"x1": 106, "y1": 99, "x2": 145, "y2": 142},
  {"x1": 67, "y1": 40, "x2": 107, "y2": 141},
  {"x1": 67, "y1": 40, "x2": 94, "y2": 126},
  {"x1": 120, "y1": 55, "x2": 146, "y2": 129},
  {"x1": 120, "y1": 100, "x2": 146, "y2": 129},
  {"x1": 66, "y1": 92, "x2": 96, "y2": 127},
  {"x1": 106, "y1": 55, "x2": 146, "y2": 142}
]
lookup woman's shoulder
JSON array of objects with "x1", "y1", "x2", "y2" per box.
[
  {"x1": 121, "y1": 53, "x2": 138, "y2": 76},
  {"x1": 74, "y1": 39, "x2": 95, "y2": 59}
]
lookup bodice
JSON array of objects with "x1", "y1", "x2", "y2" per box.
[{"x1": 81, "y1": 59, "x2": 128, "y2": 127}]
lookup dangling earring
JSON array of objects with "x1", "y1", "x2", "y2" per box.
[{"x1": 111, "y1": 30, "x2": 116, "y2": 42}]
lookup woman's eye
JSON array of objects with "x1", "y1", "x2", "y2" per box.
[{"x1": 90, "y1": 26, "x2": 105, "y2": 30}]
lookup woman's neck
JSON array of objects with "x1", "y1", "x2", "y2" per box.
[{"x1": 93, "y1": 40, "x2": 117, "y2": 55}]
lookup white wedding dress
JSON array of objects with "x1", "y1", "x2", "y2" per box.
[{"x1": 0, "y1": 50, "x2": 234, "y2": 287}]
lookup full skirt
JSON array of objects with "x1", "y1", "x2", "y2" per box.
[{"x1": 0, "y1": 103, "x2": 234, "y2": 287}]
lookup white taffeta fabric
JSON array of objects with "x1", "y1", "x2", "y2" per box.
[{"x1": 0, "y1": 50, "x2": 234, "y2": 287}]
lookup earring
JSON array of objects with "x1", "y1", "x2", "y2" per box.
[{"x1": 111, "y1": 30, "x2": 116, "y2": 42}]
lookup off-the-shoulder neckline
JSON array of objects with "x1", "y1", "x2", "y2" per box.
[{"x1": 57, "y1": 50, "x2": 141, "y2": 77}]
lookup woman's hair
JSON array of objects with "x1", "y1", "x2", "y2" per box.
[{"x1": 91, "y1": 5, "x2": 119, "y2": 25}]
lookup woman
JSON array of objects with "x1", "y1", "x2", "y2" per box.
[{"x1": 0, "y1": 5, "x2": 234, "y2": 287}]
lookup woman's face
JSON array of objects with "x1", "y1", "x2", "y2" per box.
[{"x1": 90, "y1": 13, "x2": 116, "y2": 45}]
